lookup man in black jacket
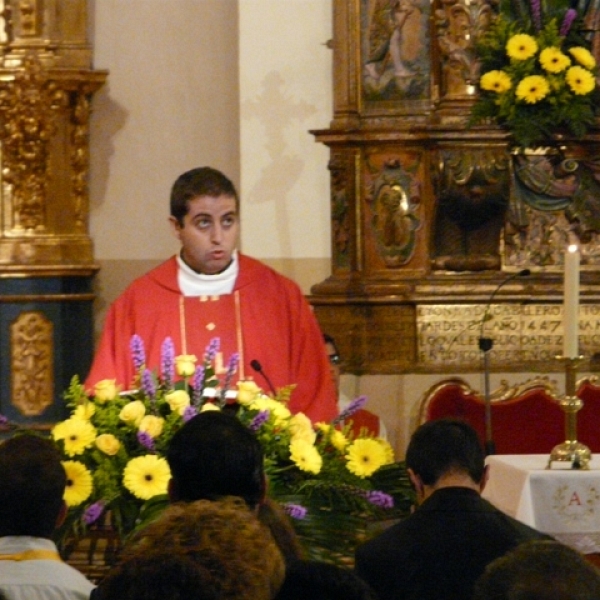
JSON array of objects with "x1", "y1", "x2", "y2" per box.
[{"x1": 354, "y1": 418, "x2": 552, "y2": 600}]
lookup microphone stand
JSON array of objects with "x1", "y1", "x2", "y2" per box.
[{"x1": 478, "y1": 269, "x2": 530, "y2": 456}]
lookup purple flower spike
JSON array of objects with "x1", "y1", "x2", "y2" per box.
[
  {"x1": 204, "y1": 337, "x2": 220, "y2": 362},
  {"x1": 183, "y1": 405, "x2": 199, "y2": 422},
  {"x1": 83, "y1": 501, "x2": 105, "y2": 525},
  {"x1": 130, "y1": 335, "x2": 146, "y2": 373},
  {"x1": 249, "y1": 410, "x2": 270, "y2": 432},
  {"x1": 0, "y1": 414, "x2": 8, "y2": 425},
  {"x1": 332, "y1": 395, "x2": 368, "y2": 425},
  {"x1": 161, "y1": 337, "x2": 175, "y2": 388},
  {"x1": 141, "y1": 369, "x2": 156, "y2": 403},
  {"x1": 283, "y1": 503, "x2": 307, "y2": 520},
  {"x1": 192, "y1": 365, "x2": 206, "y2": 406},
  {"x1": 560, "y1": 8, "x2": 577, "y2": 37},
  {"x1": 530, "y1": 0, "x2": 541, "y2": 32},
  {"x1": 220, "y1": 353, "x2": 240, "y2": 403},
  {"x1": 366, "y1": 490, "x2": 394, "y2": 508},
  {"x1": 137, "y1": 431, "x2": 155, "y2": 451}
]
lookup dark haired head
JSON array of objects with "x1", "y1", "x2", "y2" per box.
[
  {"x1": 0, "y1": 434, "x2": 66, "y2": 537},
  {"x1": 406, "y1": 419, "x2": 485, "y2": 486},
  {"x1": 166, "y1": 411, "x2": 265, "y2": 508},
  {"x1": 473, "y1": 540, "x2": 600, "y2": 600},
  {"x1": 170, "y1": 167, "x2": 239, "y2": 225},
  {"x1": 275, "y1": 560, "x2": 379, "y2": 600},
  {"x1": 94, "y1": 552, "x2": 219, "y2": 600}
]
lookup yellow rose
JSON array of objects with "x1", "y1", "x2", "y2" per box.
[
  {"x1": 119, "y1": 400, "x2": 146, "y2": 426},
  {"x1": 289, "y1": 413, "x2": 316, "y2": 445},
  {"x1": 175, "y1": 355, "x2": 197, "y2": 377},
  {"x1": 139, "y1": 415, "x2": 165, "y2": 438},
  {"x1": 237, "y1": 380, "x2": 262, "y2": 405},
  {"x1": 251, "y1": 397, "x2": 291, "y2": 425},
  {"x1": 165, "y1": 390, "x2": 191, "y2": 415},
  {"x1": 95, "y1": 433, "x2": 121, "y2": 456},
  {"x1": 200, "y1": 402, "x2": 221, "y2": 412},
  {"x1": 73, "y1": 403, "x2": 95, "y2": 421},
  {"x1": 94, "y1": 379, "x2": 119, "y2": 404}
]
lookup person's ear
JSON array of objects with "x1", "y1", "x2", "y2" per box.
[
  {"x1": 169, "y1": 216, "x2": 183, "y2": 241},
  {"x1": 407, "y1": 468, "x2": 425, "y2": 502},
  {"x1": 55, "y1": 500, "x2": 68, "y2": 529},
  {"x1": 479, "y1": 464, "x2": 490, "y2": 493}
]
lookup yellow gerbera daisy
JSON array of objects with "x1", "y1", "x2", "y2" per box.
[
  {"x1": 515, "y1": 75, "x2": 550, "y2": 103},
  {"x1": 569, "y1": 47, "x2": 596, "y2": 70},
  {"x1": 566, "y1": 66, "x2": 596, "y2": 95},
  {"x1": 62, "y1": 461, "x2": 93, "y2": 506},
  {"x1": 345, "y1": 438, "x2": 387, "y2": 478},
  {"x1": 480, "y1": 70, "x2": 512, "y2": 93},
  {"x1": 52, "y1": 418, "x2": 97, "y2": 456},
  {"x1": 123, "y1": 455, "x2": 171, "y2": 500},
  {"x1": 539, "y1": 47, "x2": 571, "y2": 73},
  {"x1": 506, "y1": 34, "x2": 538, "y2": 60},
  {"x1": 289, "y1": 439, "x2": 322, "y2": 474}
]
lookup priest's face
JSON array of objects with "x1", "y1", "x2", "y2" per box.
[{"x1": 170, "y1": 194, "x2": 239, "y2": 274}]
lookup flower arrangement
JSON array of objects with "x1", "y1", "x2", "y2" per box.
[
  {"x1": 51, "y1": 335, "x2": 413, "y2": 564},
  {"x1": 470, "y1": 0, "x2": 598, "y2": 147}
]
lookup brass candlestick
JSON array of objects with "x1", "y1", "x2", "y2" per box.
[{"x1": 548, "y1": 356, "x2": 591, "y2": 469}]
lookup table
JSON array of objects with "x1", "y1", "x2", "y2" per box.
[{"x1": 482, "y1": 454, "x2": 600, "y2": 554}]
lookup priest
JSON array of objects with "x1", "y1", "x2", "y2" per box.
[{"x1": 85, "y1": 166, "x2": 337, "y2": 423}]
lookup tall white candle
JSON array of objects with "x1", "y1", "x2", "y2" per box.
[{"x1": 563, "y1": 244, "x2": 580, "y2": 358}]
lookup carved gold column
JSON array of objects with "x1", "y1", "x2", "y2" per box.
[{"x1": 0, "y1": 0, "x2": 106, "y2": 429}]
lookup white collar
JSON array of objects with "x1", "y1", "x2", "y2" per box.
[{"x1": 176, "y1": 250, "x2": 239, "y2": 296}]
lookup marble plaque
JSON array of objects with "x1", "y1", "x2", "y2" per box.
[{"x1": 417, "y1": 304, "x2": 598, "y2": 368}]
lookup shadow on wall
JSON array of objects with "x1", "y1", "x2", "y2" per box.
[
  {"x1": 242, "y1": 71, "x2": 317, "y2": 259},
  {"x1": 89, "y1": 84, "x2": 128, "y2": 213}
]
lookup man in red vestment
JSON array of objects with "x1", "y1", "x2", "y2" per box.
[
  {"x1": 86, "y1": 167, "x2": 337, "y2": 423},
  {"x1": 324, "y1": 333, "x2": 387, "y2": 438}
]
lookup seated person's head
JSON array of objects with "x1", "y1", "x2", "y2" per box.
[
  {"x1": 275, "y1": 560, "x2": 378, "y2": 600},
  {"x1": 94, "y1": 551, "x2": 219, "y2": 600},
  {"x1": 166, "y1": 411, "x2": 265, "y2": 509},
  {"x1": 473, "y1": 539, "x2": 600, "y2": 600},
  {"x1": 406, "y1": 419, "x2": 485, "y2": 489},
  {"x1": 0, "y1": 434, "x2": 66, "y2": 538},
  {"x1": 123, "y1": 496, "x2": 285, "y2": 600}
]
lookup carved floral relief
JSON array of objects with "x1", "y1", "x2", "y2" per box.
[
  {"x1": 10, "y1": 310, "x2": 54, "y2": 416},
  {"x1": 365, "y1": 158, "x2": 422, "y2": 267}
]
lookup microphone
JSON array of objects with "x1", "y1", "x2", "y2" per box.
[
  {"x1": 479, "y1": 269, "x2": 531, "y2": 352},
  {"x1": 478, "y1": 268, "x2": 530, "y2": 456},
  {"x1": 250, "y1": 359, "x2": 277, "y2": 396}
]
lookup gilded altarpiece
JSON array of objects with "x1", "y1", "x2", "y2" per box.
[
  {"x1": 310, "y1": 0, "x2": 600, "y2": 375},
  {"x1": 0, "y1": 1, "x2": 106, "y2": 429}
]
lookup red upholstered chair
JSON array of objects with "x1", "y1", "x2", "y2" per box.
[
  {"x1": 417, "y1": 377, "x2": 569, "y2": 454},
  {"x1": 576, "y1": 377, "x2": 600, "y2": 452}
]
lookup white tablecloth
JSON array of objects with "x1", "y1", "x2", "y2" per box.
[{"x1": 483, "y1": 454, "x2": 600, "y2": 554}]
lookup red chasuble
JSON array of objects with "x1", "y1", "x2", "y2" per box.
[{"x1": 86, "y1": 254, "x2": 337, "y2": 423}]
